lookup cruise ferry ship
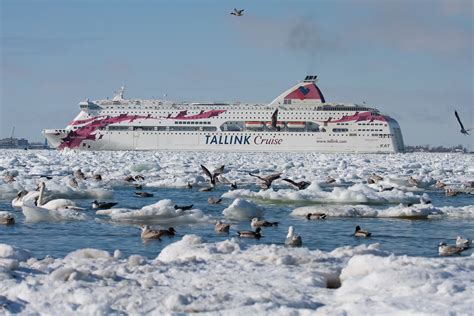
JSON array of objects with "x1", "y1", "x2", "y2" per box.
[{"x1": 43, "y1": 76, "x2": 405, "y2": 153}]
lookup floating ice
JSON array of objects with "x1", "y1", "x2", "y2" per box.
[
  {"x1": 96, "y1": 199, "x2": 210, "y2": 224},
  {"x1": 222, "y1": 198, "x2": 265, "y2": 219},
  {"x1": 292, "y1": 203, "x2": 444, "y2": 219},
  {"x1": 224, "y1": 182, "x2": 420, "y2": 205}
]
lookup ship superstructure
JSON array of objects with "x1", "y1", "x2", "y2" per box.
[{"x1": 43, "y1": 76, "x2": 405, "y2": 153}]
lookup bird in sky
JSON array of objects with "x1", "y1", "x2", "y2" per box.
[
  {"x1": 454, "y1": 110, "x2": 471, "y2": 135},
  {"x1": 230, "y1": 8, "x2": 244, "y2": 16}
]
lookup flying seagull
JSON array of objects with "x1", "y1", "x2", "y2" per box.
[
  {"x1": 201, "y1": 164, "x2": 225, "y2": 186},
  {"x1": 249, "y1": 172, "x2": 282, "y2": 190},
  {"x1": 454, "y1": 110, "x2": 471, "y2": 135},
  {"x1": 282, "y1": 178, "x2": 310, "y2": 190},
  {"x1": 230, "y1": 8, "x2": 244, "y2": 16}
]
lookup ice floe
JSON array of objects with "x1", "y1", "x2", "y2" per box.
[{"x1": 96, "y1": 199, "x2": 210, "y2": 224}]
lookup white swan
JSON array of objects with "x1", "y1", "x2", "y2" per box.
[
  {"x1": 285, "y1": 226, "x2": 302, "y2": 247},
  {"x1": 36, "y1": 182, "x2": 80, "y2": 211},
  {"x1": 12, "y1": 189, "x2": 41, "y2": 208},
  {"x1": 21, "y1": 182, "x2": 84, "y2": 221}
]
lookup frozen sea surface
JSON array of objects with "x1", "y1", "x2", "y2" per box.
[{"x1": 0, "y1": 150, "x2": 473, "y2": 314}]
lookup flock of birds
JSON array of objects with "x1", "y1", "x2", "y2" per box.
[{"x1": 2, "y1": 162, "x2": 472, "y2": 256}]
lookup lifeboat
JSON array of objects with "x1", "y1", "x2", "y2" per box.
[
  {"x1": 264, "y1": 121, "x2": 285, "y2": 129},
  {"x1": 287, "y1": 121, "x2": 306, "y2": 129},
  {"x1": 245, "y1": 121, "x2": 264, "y2": 129}
]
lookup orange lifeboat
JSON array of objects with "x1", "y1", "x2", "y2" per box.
[
  {"x1": 245, "y1": 121, "x2": 264, "y2": 129},
  {"x1": 287, "y1": 121, "x2": 306, "y2": 129}
]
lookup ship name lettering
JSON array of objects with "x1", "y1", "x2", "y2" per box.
[
  {"x1": 205, "y1": 135, "x2": 251, "y2": 145},
  {"x1": 253, "y1": 135, "x2": 283, "y2": 145}
]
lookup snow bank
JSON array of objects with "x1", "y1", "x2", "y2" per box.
[{"x1": 0, "y1": 239, "x2": 471, "y2": 314}]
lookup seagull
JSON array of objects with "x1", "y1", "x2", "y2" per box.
[
  {"x1": 69, "y1": 178, "x2": 78, "y2": 188},
  {"x1": 456, "y1": 236, "x2": 471, "y2": 249},
  {"x1": 251, "y1": 217, "x2": 278, "y2": 228},
  {"x1": 285, "y1": 226, "x2": 302, "y2": 247},
  {"x1": 157, "y1": 227, "x2": 177, "y2": 237},
  {"x1": 367, "y1": 174, "x2": 383, "y2": 184},
  {"x1": 248, "y1": 172, "x2": 282, "y2": 190},
  {"x1": 237, "y1": 227, "x2": 261, "y2": 239},
  {"x1": 271, "y1": 109, "x2": 280, "y2": 131},
  {"x1": 174, "y1": 204, "x2": 193, "y2": 211},
  {"x1": 208, "y1": 197, "x2": 222, "y2": 204},
  {"x1": 435, "y1": 180, "x2": 446, "y2": 189},
  {"x1": 354, "y1": 225, "x2": 371, "y2": 237},
  {"x1": 408, "y1": 176, "x2": 419, "y2": 187},
  {"x1": 438, "y1": 242, "x2": 465, "y2": 256},
  {"x1": 230, "y1": 8, "x2": 244, "y2": 16},
  {"x1": 74, "y1": 169, "x2": 86, "y2": 180},
  {"x1": 0, "y1": 213, "x2": 15, "y2": 225},
  {"x1": 91, "y1": 200, "x2": 117, "y2": 210},
  {"x1": 93, "y1": 174, "x2": 102, "y2": 182},
  {"x1": 3, "y1": 173, "x2": 15, "y2": 183},
  {"x1": 215, "y1": 220, "x2": 230, "y2": 233},
  {"x1": 135, "y1": 192, "x2": 154, "y2": 197},
  {"x1": 306, "y1": 213, "x2": 327, "y2": 220},
  {"x1": 454, "y1": 110, "x2": 471, "y2": 135},
  {"x1": 282, "y1": 178, "x2": 310, "y2": 190},
  {"x1": 217, "y1": 175, "x2": 237, "y2": 190},
  {"x1": 140, "y1": 225, "x2": 162, "y2": 240},
  {"x1": 326, "y1": 176, "x2": 336, "y2": 184},
  {"x1": 201, "y1": 164, "x2": 225, "y2": 186}
]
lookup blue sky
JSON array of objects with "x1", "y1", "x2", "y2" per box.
[{"x1": 1, "y1": 0, "x2": 472, "y2": 149}]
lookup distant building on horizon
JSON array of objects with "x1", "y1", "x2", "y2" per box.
[{"x1": 0, "y1": 137, "x2": 50, "y2": 149}]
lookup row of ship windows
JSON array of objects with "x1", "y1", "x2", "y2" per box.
[
  {"x1": 175, "y1": 121, "x2": 212, "y2": 125},
  {"x1": 96, "y1": 110, "x2": 361, "y2": 117},
  {"x1": 98, "y1": 131, "x2": 393, "y2": 138},
  {"x1": 358, "y1": 129, "x2": 384, "y2": 132}
]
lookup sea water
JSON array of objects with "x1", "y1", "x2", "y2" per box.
[{"x1": 0, "y1": 150, "x2": 472, "y2": 314}]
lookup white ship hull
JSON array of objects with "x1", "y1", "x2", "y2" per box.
[
  {"x1": 43, "y1": 76, "x2": 405, "y2": 153},
  {"x1": 43, "y1": 130, "x2": 402, "y2": 153}
]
